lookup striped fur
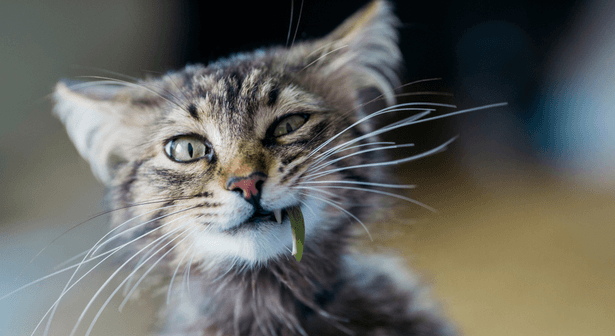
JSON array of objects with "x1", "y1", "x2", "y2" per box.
[{"x1": 53, "y1": 1, "x2": 455, "y2": 335}]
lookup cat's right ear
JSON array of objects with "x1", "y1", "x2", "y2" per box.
[
  {"x1": 295, "y1": 0, "x2": 402, "y2": 106},
  {"x1": 53, "y1": 81, "x2": 148, "y2": 185}
]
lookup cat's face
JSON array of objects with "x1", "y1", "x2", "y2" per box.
[{"x1": 53, "y1": 0, "x2": 400, "y2": 266}]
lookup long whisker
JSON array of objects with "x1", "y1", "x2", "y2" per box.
[
  {"x1": 67, "y1": 218, "x2": 195, "y2": 336},
  {"x1": 123, "y1": 234, "x2": 169, "y2": 297},
  {"x1": 309, "y1": 108, "x2": 433, "y2": 164},
  {"x1": 285, "y1": 0, "x2": 294, "y2": 47},
  {"x1": 301, "y1": 180, "x2": 416, "y2": 189},
  {"x1": 92, "y1": 226, "x2": 199, "y2": 336},
  {"x1": 32, "y1": 213, "x2": 192, "y2": 336},
  {"x1": 299, "y1": 200, "x2": 317, "y2": 217},
  {"x1": 307, "y1": 103, "x2": 448, "y2": 160},
  {"x1": 289, "y1": 0, "x2": 304, "y2": 50},
  {"x1": 306, "y1": 185, "x2": 437, "y2": 213},
  {"x1": 53, "y1": 250, "x2": 89, "y2": 270},
  {"x1": 405, "y1": 102, "x2": 509, "y2": 127},
  {"x1": 306, "y1": 137, "x2": 457, "y2": 181},
  {"x1": 117, "y1": 225, "x2": 199, "y2": 312},
  {"x1": 1, "y1": 233, "x2": 173, "y2": 302},
  {"x1": 75, "y1": 76, "x2": 185, "y2": 112},
  {"x1": 345, "y1": 77, "x2": 445, "y2": 115},
  {"x1": 78, "y1": 75, "x2": 184, "y2": 105},
  {"x1": 310, "y1": 102, "x2": 506, "y2": 165},
  {"x1": 90, "y1": 205, "x2": 195, "y2": 257},
  {"x1": 71, "y1": 65, "x2": 142, "y2": 83},
  {"x1": 20, "y1": 196, "x2": 197, "y2": 279},
  {"x1": 307, "y1": 141, "x2": 395, "y2": 170},
  {"x1": 166, "y1": 239, "x2": 197, "y2": 304},
  {"x1": 42, "y1": 203, "x2": 187, "y2": 335},
  {"x1": 184, "y1": 248, "x2": 197, "y2": 299},
  {"x1": 308, "y1": 143, "x2": 415, "y2": 173},
  {"x1": 292, "y1": 186, "x2": 343, "y2": 203},
  {"x1": 301, "y1": 192, "x2": 372, "y2": 241},
  {"x1": 299, "y1": 45, "x2": 348, "y2": 73}
]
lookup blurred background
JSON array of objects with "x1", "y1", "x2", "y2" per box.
[{"x1": 1, "y1": 0, "x2": 613, "y2": 335}]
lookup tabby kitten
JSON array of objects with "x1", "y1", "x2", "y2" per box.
[{"x1": 52, "y1": 1, "x2": 455, "y2": 335}]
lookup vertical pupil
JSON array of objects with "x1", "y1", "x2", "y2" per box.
[
  {"x1": 285, "y1": 122, "x2": 293, "y2": 133},
  {"x1": 187, "y1": 142, "x2": 194, "y2": 158}
]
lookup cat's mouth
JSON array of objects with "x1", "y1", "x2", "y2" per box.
[
  {"x1": 246, "y1": 208, "x2": 285, "y2": 224},
  {"x1": 224, "y1": 208, "x2": 286, "y2": 234}
]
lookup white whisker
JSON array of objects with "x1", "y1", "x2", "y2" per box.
[
  {"x1": 123, "y1": 235, "x2": 169, "y2": 297},
  {"x1": 306, "y1": 137, "x2": 457, "y2": 181},
  {"x1": 42, "y1": 203, "x2": 186, "y2": 336},
  {"x1": 301, "y1": 180, "x2": 416, "y2": 189},
  {"x1": 310, "y1": 108, "x2": 434, "y2": 164},
  {"x1": 306, "y1": 102, "x2": 452, "y2": 160},
  {"x1": 308, "y1": 143, "x2": 415, "y2": 174},
  {"x1": 32, "y1": 213, "x2": 192, "y2": 336},
  {"x1": 118, "y1": 225, "x2": 198, "y2": 312},
  {"x1": 293, "y1": 186, "x2": 342, "y2": 201},
  {"x1": 306, "y1": 185, "x2": 437, "y2": 213},
  {"x1": 309, "y1": 102, "x2": 506, "y2": 168},
  {"x1": 299, "y1": 200, "x2": 317, "y2": 217},
  {"x1": 1, "y1": 238, "x2": 159, "y2": 302},
  {"x1": 300, "y1": 45, "x2": 348, "y2": 72},
  {"x1": 91, "y1": 205, "x2": 191, "y2": 257},
  {"x1": 92, "y1": 226, "x2": 199, "y2": 336},
  {"x1": 285, "y1": 0, "x2": 294, "y2": 47},
  {"x1": 183, "y1": 248, "x2": 197, "y2": 299},
  {"x1": 54, "y1": 250, "x2": 89, "y2": 270},
  {"x1": 301, "y1": 192, "x2": 373, "y2": 241},
  {"x1": 68, "y1": 218, "x2": 195, "y2": 336},
  {"x1": 166, "y1": 240, "x2": 196, "y2": 305},
  {"x1": 289, "y1": 0, "x2": 304, "y2": 50},
  {"x1": 77, "y1": 75, "x2": 185, "y2": 112},
  {"x1": 310, "y1": 141, "x2": 395, "y2": 169}
]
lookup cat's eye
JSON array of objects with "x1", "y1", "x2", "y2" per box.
[
  {"x1": 164, "y1": 136, "x2": 212, "y2": 163},
  {"x1": 272, "y1": 114, "x2": 308, "y2": 137}
]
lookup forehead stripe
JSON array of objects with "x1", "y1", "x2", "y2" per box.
[
  {"x1": 267, "y1": 87, "x2": 279, "y2": 106},
  {"x1": 187, "y1": 104, "x2": 199, "y2": 120}
]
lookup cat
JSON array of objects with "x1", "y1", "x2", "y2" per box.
[{"x1": 49, "y1": 1, "x2": 458, "y2": 335}]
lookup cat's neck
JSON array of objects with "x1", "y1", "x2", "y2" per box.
[{"x1": 166, "y1": 233, "x2": 352, "y2": 335}]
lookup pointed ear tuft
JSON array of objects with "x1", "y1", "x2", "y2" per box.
[
  {"x1": 317, "y1": 0, "x2": 402, "y2": 106},
  {"x1": 53, "y1": 81, "x2": 135, "y2": 184}
]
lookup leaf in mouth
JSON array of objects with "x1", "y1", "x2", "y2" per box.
[{"x1": 287, "y1": 206, "x2": 305, "y2": 262}]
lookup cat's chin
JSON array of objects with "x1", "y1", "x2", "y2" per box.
[
  {"x1": 191, "y1": 203, "x2": 322, "y2": 265},
  {"x1": 190, "y1": 223, "x2": 294, "y2": 265}
]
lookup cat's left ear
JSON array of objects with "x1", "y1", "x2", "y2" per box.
[
  {"x1": 301, "y1": 0, "x2": 402, "y2": 106},
  {"x1": 53, "y1": 81, "x2": 154, "y2": 184}
]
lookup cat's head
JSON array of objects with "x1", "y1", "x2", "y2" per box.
[{"x1": 53, "y1": 1, "x2": 401, "y2": 267}]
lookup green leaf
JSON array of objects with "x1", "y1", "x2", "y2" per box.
[{"x1": 287, "y1": 206, "x2": 305, "y2": 262}]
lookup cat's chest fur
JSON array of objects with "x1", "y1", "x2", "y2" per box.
[{"x1": 52, "y1": 1, "x2": 456, "y2": 335}]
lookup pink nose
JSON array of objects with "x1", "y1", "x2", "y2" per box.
[{"x1": 226, "y1": 173, "x2": 267, "y2": 201}]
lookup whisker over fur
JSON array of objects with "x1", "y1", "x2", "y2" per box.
[
  {"x1": 68, "y1": 217, "x2": 196, "y2": 336},
  {"x1": 40, "y1": 1, "x2": 509, "y2": 335},
  {"x1": 33, "y1": 213, "x2": 191, "y2": 336},
  {"x1": 301, "y1": 180, "x2": 416, "y2": 189},
  {"x1": 300, "y1": 192, "x2": 373, "y2": 241},
  {"x1": 308, "y1": 143, "x2": 416, "y2": 173},
  {"x1": 306, "y1": 137, "x2": 458, "y2": 181},
  {"x1": 42, "y1": 204, "x2": 191, "y2": 335}
]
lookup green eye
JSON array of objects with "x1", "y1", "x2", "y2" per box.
[
  {"x1": 272, "y1": 114, "x2": 307, "y2": 137},
  {"x1": 164, "y1": 136, "x2": 211, "y2": 162}
]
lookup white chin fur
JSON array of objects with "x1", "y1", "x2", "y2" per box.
[{"x1": 191, "y1": 200, "x2": 325, "y2": 266}]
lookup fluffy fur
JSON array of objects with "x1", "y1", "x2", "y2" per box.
[{"x1": 53, "y1": 1, "x2": 455, "y2": 335}]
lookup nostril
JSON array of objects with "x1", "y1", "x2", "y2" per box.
[
  {"x1": 231, "y1": 187, "x2": 243, "y2": 196},
  {"x1": 255, "y1": 180, "x2": 264, "y2": 192}
]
